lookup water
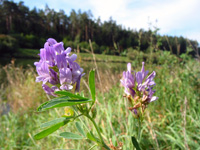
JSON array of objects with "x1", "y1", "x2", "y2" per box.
[
  {"x1": 0, "y1": 57, "x2": 127, "y2": 72},
  {"x1": 0, "y1": 57, "x2": 38, "y2": 68}
]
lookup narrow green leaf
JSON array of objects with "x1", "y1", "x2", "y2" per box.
[
  {"x1": 60, "y1": 132, "x2": 83, "y2": 139},
  {"x1": 40, "y1": 117, "x2": 72, "y2": 128},
  {"x1": 89, "y1": 70, "x2": 95, "y2": 101},
  {"x1": 34, "y1": 121, "x2": 69, "y2": 140},
  {"x1": 75, "y1": 122, "x2": 86, "y2": 137},
  {"x1": 131, "y1": 136, "x2": 141, "y2": 150},
  {"x1": 50, "y1": 96, "x2": 71, "y2": 101},
  {"x1": 88, "y1": 144, "x2": 97, "y2": 150},
  {"x1": 36, "y1": 101, "x2": 48, "y2": 111},
  {"x1": 55, "y1": 91, "x2": 88, "y2": 100},
  {"x1": 37, "y1": 99, "x2": 92, "y2": 112},
  {"x1": 86, "y1": 131, "x2": 100, "y2": 143},
  {"x1": 86, "y1": 132, "x2": 97, "y2": 142}
]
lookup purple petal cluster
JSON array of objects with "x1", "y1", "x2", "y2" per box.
[
  {"x1": 34, "y1": 38, "x2": 84, "y2": 96},
  {"x1": 120, "y1": 62, "x2": 158, "y2": 115}
]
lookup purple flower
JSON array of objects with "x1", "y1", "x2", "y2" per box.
[
  {"x1": 56, "y1": 53, "x2": 68, "y2": 69},
  {"x1": 120, "y1": 63, "x2": 135, "y2": 97},
  {"x1": 42, "y1": 84, "x2": 59, "y2": 97},
  {"x1": 35, "y1": 38, "x2": 84, "y2": 96},
  {"x1": 59, "y1": 68, "x2": 72, "y2": 85},
  {"x1": 121, "y1": 62, "x2": 158, "y2": 115},
  {"x1": 35, "y1": 61, "x2": 51, "y2": 84}
]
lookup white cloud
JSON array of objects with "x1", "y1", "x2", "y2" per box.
[
  {"x1": 89, "y1": 0, "x2": 131, "y2": 20},
  {"x1": 88, "y1": 0, "x2": 200, "y2": 42},
  {"x1": 15, "y1": 0, "x2": 200, "y2": 42}
]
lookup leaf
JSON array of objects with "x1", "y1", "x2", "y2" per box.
[
  {"x1": 86, "y1": 131, "x2": 100, "y2": 143},
  {"x1": 37, "y1": 98, "x2": 93, "y2": 112},
  {"x1": 55, "y1": 91, "x2": 88, "y2": 100},
  {"x1": 60, "y1": 132, "x2": 84, "y2": 140},
  {"x1": 131, "y1": 136, "x2": 141, "y2": 150},
  {"x1": 86, "y1": 132, "x2": 97, "y2": 142},
  {"x1": 40, "y1": 117, "x2": 72, "y2": 128},
  {"x1": 34, "y1": 121, "x2": 69, "y2": 140},
  {"x1": 89, "y1": 70, "x2": 95, "y2": 101},
  {"x1": 75, "y1": 122, "x2": 86, "y2": 137}
]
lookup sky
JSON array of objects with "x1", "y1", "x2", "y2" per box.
[{"x1": 13, "y1": 0, "x2": 200, "y2": 43}]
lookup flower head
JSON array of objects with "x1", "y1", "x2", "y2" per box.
[
  {"x1": 35, "y1": 38, "x2": 84, "y2": 96},
  {"x1": 120, "y1": 62, "x2": 158, "y2": 117}
]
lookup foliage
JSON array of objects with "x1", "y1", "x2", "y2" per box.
[
  {"x1": 0, "y1": 53, "x2": 199, "y2": 149},
  {"x1": 0, "y1": 1, "x2": 199, "y2": 56},
  {"x1": 0, "y1": 61, "x2": 46, "y2": 112},
  {"x1": 0, "y1": 34, "x2": 18, "y2": 55}
]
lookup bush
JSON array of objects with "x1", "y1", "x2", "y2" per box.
[
  {"x1": 127, "y1": 48, "x2": 145, "y2": 65},
  {"x1": 79, "y1": 41, "x2": 89, "y2": 52},
  {"x1": 0, "y1": 34, "x2": 18, "y2": 56},
  {"x1": 11, "y1": 33, "x2": 44, "y2": 49},
  {"x1": 157, "y1": 51, "x2": 179, "y2": 65},
  {"x1": 91, "y1": 42, "x2": 100, "y2": 54}
]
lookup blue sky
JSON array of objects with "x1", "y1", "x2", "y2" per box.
[{"x1": 13, "y1": 0, "x2": 200, "y2": 43}]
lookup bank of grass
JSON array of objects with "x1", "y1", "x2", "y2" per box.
[
  {"x1": 0, "y1": 53, "x2": 200, "y2": 149},
  {"x1": 14, "y1": 48, "x2": 40, "y2": 58},
  {"x1": 13, "y1": 48, "x2": 131, "y2": 63},
  {"x1": 77, "y1": 52, "x2": 130, "y2": 63}
]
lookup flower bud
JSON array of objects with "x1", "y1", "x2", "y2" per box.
[{"x1": 64, "y1": 107, "x2": 74, "y2": 117}]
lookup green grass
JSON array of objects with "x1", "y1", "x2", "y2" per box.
[
  {"x1": 13, "y1": 48, "x2": 130, "y2": 63},
  {"x1": 0, "y1": 53, "x2": 200, "y2": 149},
  {"x1": 14, "y1": 48, "x2": 40, "y2": 58},
  {"x1": 77, "y1": 53, "x2": 130, "y2": 63}
]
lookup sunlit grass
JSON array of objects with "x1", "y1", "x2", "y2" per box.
[{"x1": 0, "y1": 54, "x2": 199, "y2": 149}]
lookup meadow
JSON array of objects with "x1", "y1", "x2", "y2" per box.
[{"x1": 0, "y1": 51, "x2": 200, "y2": 150}]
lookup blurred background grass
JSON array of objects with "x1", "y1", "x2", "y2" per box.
[{"x1": 0, "y1": 51, "x2": 199, "y2": 150}]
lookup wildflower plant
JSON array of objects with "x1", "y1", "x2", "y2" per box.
[
  {"x1": 34, "y1": 38, "x2": 110, "y2": 149},
  {"x1": 120, "y1": 62, "x2": 158, "y2": 149},
  {"x1": 34, "y1": 38, "x2": 158, "y2": 149}
]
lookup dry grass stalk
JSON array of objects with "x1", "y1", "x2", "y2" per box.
[
  {"x1": 89, "y1": 39, "x2": 103, "y2": 90},
  {"x1": 182, "y1": 97, "x2": 190, "y2": 150},
  {"x1": 3, "y1": 62, "x2": 46, "y2": 112},
  {"x1": 165, "y1": 36, "x2": 173, "y2": 54},
  {"x1": 146, "y1": 111, "x2": 159, "y2": 150}
]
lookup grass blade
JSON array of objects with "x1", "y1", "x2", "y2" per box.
[
  {"x1": 131, "y1": 136, "x2": 141, "y2": 150},
  {"x1": 89, "y1": 70, "x2": 95, "y2": 101}
]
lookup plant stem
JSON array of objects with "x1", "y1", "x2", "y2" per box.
[
  {"x1": 138, "y1": 118, "x2": 141, "y2": 142},
  {"x1": 85, "y1": 114, "x2": 110, "y2": 150}
]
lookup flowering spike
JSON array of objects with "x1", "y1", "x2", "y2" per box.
[
  {"x1": 121, "y1": 62, "x2": 158, "y2": 117},
  {"x1": 35, "y1": 38, "x2": 84, "y2": 96}
]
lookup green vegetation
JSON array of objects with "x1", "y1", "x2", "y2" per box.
[
  {"x1": 0, "y1": 1, "x2": 199, "y2": 149},
  {"x1": 0, "y1": 1, "x2": 199, "y2": 57},
  {"x1": 11, "y1": 48, "x2": 131, "y2": 63},
  {"x1": 14, "y1": 48, "x2": 40, "y2": 58},
  {"x1": 0, "y1": 52, "x2": 199, "y2": 149}
]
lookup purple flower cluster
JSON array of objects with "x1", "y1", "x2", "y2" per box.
[
  {"x1": 120, "y1": 62, "x2": 158, "y2": 116},
  {"x1": 34, "y1": 38, "x2": 84, "y2": 96}
]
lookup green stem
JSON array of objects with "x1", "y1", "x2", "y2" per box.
[
  {"x1": 88, "y1": 144, "x2": 97, "y2": 150},
  {"x1": 85, "y1": 114, "x2": 110, "y2": 150},
  {"x1": 72, "y1": 106, "x2": 90, "y2": 133},
  {"x1": 138, "y1": 118, "x2": 141, "y2": 142}
]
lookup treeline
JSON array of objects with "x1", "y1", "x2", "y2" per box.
[{"x1": 0, "y1": 0, "x2": 199, "y2": 56}]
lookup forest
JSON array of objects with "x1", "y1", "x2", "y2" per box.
[
  {"x1": 0, "y1": 0, "x2": 200, "y2": 149},
  {"x1": 0, "y1": 0, "x2": 199, "y2": 56}
]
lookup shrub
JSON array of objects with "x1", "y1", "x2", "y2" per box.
[{"x1": 0, "y1": 34, "x2": 18, "y2": 55}]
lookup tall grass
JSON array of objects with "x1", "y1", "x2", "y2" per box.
[
  {"x1": 0, "y1": 60, "x2": 46, "y2": 112},
  {"x1": 0, "y1": 53, "x2": 199, "y2": 149}
]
